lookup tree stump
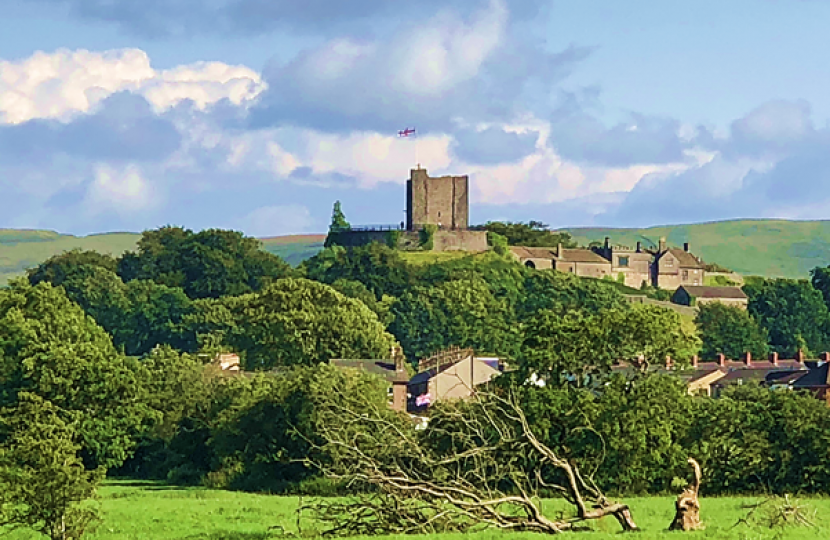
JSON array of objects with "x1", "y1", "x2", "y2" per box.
[{"x1": 668, "y1": 458, "x2": 702, "y2": 531}]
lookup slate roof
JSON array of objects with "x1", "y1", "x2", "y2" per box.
[
  {"x1": 792, "y1": 363, "x2": 830, "y2": 388},
  {"x1": 330, "y1": 359, "x2": 409, "y2": 383},
  {"x1": 678, "y1": 285, "x2": 748, "y2": 300},
  {"x1": 508, "y1": 246, "x2": 555, "y2": 259},
  {"x1": 555, "y1": 248, "x2": 611, "y2": 264}
]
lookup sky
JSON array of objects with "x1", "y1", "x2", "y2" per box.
[{"x1": 3, "y1": 0, "x2": 830, "y2": 236}]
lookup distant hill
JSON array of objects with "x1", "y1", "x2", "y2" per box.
[
  {"x1": 564, "y1": 219, "x2": 830, "y2": 279},
  {"x1": 0, "y1": 230, "x2": 326, "y2": 286},
  {"x1": 3, "y1": 219, "x2": 830, "y2": 286}
]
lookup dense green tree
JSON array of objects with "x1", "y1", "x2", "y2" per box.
[
  {"x1": 38, "y1": 265, "x2": 197, "y2": 356},
  {"x1": 473, "y1": 221, "x2": 577, "y2": 248},
  {"x1": 302, "y1": 243, "x2": 415, "y2": 299},
  {"x1": 0, "y1": 394, "x2": 104, "y2": 540},
  {"x1": 27, "y1": 250, "x2": 118, "y2": 287},
  {"x1": 744, "y1": 278, "x2": 830, "y2": 356},
  {"x1": 389, "y1": 275, "x2": 520, "y2": 361},
  {"x1": 518, "y1": 270, "x2": 628, "y2": 320},
  {"x1": 330, "y1": 278, "x2": 395, "y2": 326},
  {"x1": 117, "y1": 226, "x2": 292, "y2": 299},
  {"x1": 223, "y1": 278, "x2": 397, "y2": 370},
  {"x1": 811, "y1": 265, "x2": 830, "y2": 308},
  {"x1": 0, "y1": 281, "x2": 150, "y2": 469},
  {"x1": 695, "y1": 302, "x2": 768, "y2": 360}
]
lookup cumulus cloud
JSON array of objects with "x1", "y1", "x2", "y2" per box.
[
  {"x1": 247, "y1": 0, "x2": 588, "y2": 133},
  {"x1": 452, "y1": 127, "x2": 538, "y2": 164},
  {"x1": 83, "y1": 163, "x2": 157, "y2": 214},
  {"x1": 0, "y1": 48, "x2": 264, "y2": 124}
]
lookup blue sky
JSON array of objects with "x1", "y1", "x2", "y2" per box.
[{"x1": 3, "y1": 0, "x2": 830, "y2": 236}]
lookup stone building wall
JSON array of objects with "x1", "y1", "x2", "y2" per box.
[{"x1": 407, "y1": 168, "x2": 469, "y2": 230}]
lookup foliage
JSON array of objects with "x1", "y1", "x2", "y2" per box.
[
  {"x1": 418, "y1": 224, "x2": 437, "y2": 250},
  {"x1": 696, "y1": 302, "x2": 768, "y2": 360},
  {"x1": 302, "y1": 243, "x2": 415, "y2": 299},
  {"x1": 329, "y1": 279, "x2": 395, "y2": 326},
  {"x1": 389, "y1": 275, "x2": 520, "y2": 361},
  {"x1": 744, "y1": 278, "x2": 830, "y2": 356},
  {"x1": 27, "y1": 250, "x2": 118, "y2": 287},
  {"x1": 474, "y1": 221, "x2": 577, "y2": 248},
  {"x1": 329, "y1": 201, "x2": 351, "y2": 232},
  {"x1": 810, "y1": 265, "x2": 830, "y2": 308},
  {"x1": 221, "y1": 278, "x2": 397, "y2": 370},
  {"x1": 485, "y1": 231, "x2": 509, "y2": 256},
  {"x1": 0, "y1": 393, "x2": 105, "y2": 540},
  {"x1": 0, "y1": 281, "x2": 151, "y2": 469},
  {"x1": 117, "y1": 226, "x2": 292, "y2": 299}
]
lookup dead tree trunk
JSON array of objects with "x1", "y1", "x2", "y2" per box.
[
  {"x1": 307, "y1": 387, "x2": 638, "y2": 535},
  {"x1": 668, "y1": 458, "x2": 702, "y2": 531}
]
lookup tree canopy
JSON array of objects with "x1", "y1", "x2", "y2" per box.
[
  {"x1": 695, "y1": 302, "x2": 768, "y2": 360},
  {"x1": 473, "y1": 221, "x2": 577, "y2": 248}
]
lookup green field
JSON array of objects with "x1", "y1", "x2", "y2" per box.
[
  {"x1": 564, "y1": 219, "x2": 830, "y2": 279},
  {"x1": 2, "y1": 482, "x2": 826, "y2": 539}
]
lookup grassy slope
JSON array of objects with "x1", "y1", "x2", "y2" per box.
[
  {"x1": 565, "y1": 219, "x2": 830, "y2": 279},
  {"x1": 0, "y1": 232, "x2": 327, "y2": 286},
  {"x1": 3, "y1": 482, "x2": 824, "y2": 539}
]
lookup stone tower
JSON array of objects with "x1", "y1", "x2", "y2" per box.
[{"x1": 406, "y1": 168, "x2": 469, "y2": 231}]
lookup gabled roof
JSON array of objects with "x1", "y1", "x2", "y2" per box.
[
  {"x1": 678, "y1": 285, "x2": 748, "y2": 300},
  {"x1": 555, "y1": 249, "x2": 611, "y2": 264},
  {"x1": 665, "y1": 248, "x2": 705, "y2": 268},
  {"x1": 508, "y1": 246, "x2": 555, "y2": 259}
]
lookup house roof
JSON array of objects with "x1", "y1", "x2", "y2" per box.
[
  {"x1": 508, "y1": 246, "x2": 555, "y2": 259},
  {"x1": 555, "y1": 248, "x2": 611, "y2": 264},
  {"x1": 792, "y1": 363, "x2": 830, "y2": 388},
  {"x1": 652, "y1": 248, "x2": 705, "y2": 268},
  {"x1": 678, "y1": 285, "x2": 748, "y2": 300},
  {"x1": 330, "y1": 359, "x2": 408, "y2": 383}
]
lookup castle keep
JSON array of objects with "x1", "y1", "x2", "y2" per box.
[{"x1": 406, "y1": 169, "x2": 469, "y2": 230}]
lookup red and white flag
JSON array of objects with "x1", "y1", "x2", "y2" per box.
[
  {"x1": 415, "y1": 393, "x2": 432, "y2": 407},
  {"x1": 398, "y1": 127, "x2": 416, "y2": 138}
]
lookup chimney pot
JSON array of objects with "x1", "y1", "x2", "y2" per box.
[
  {"x1": 769, "y1": 352, "x2": 779, "y2": 366},
  {"x1": 743, "y1": 351, "x2": 752, "y2": 366},
  {"x1": 557, "y1": 243, "x2": 562, "y2": 258},
  {"x1": 684, "y1": 242, "x2": 690, "y2": 252},
  {"x1": 717, "y1": 353, "x2": 726, "y2": 367},
  {"x1": 636, "y1": 241, "x2": 642, "y2": 253},
  {"x1": 659, "y1": 237, "x2": 667, "y2": 252},
  {"x1": 692, "y1": 354, "x2": 699, "y2": 368},
  {"x1": 796, "y1": 349, "x2": 805, "y2": 363}
]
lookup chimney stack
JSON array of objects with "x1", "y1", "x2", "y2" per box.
[
  {"x1": 717, "y1": 353, "x2": 726, "y2": 367},
  {"x1": 691, "y1": 354, "x2": 699, "y2": 368},
  {"x1": 769, "y1": 351, "x2": 779, "y2": 366},
  {"x1": 659, "y1": 237, "x2": 667, "y2": 252},
  {"x1": 636, "y1": 241, "x2": 642, "y2": 253},
  {"x1": 683, "y1": 242, "x2": 690, "y2": 252},
  {"x1": 557, "y1": 243, "x2": 562, "y2": 258},
  {"x1": 743, "y1": 351, "x2": 751, "y2": 367},
  {"x1": 796, "y1": 349, "x2": 805, "y2": 363},
  {"x1": 821, "y1": 352, "x2": 830, "y2": 363}
]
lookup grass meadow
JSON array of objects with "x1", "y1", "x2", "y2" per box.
[{"x1": 3, "y1": 481, "x2": 828, "y2": 539}]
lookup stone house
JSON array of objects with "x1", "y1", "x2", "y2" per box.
[
  {"x1": 671, "y1": 285, "x2": 749, "y2": 309},
  {"x1": 510, "y1": 237, "x2": 706, "y2": 288},
  {"x1": 650, "y1": 239, "x2": 705, "y2": 289},
  {"x1": 509, "y1": 245, "x2": 612, "y2": 277}
]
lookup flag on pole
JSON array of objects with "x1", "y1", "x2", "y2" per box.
[
  {"x1": 398, "y1": 127, "x2": 416, "y2": 138},
  {"x1": 415, "y1": 393, "x2": 432, "y2": 407}
]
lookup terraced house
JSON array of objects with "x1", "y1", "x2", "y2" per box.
[{"x1": 510, "y1": 236, "x2": 706, "y2": 289}]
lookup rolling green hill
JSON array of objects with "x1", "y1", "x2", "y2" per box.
[
  {"x1": 3, "y1": 219, "x2": 830, "y2": 287},
  {"x1": 563, "y1": 219, "x2": 830, "y2": 279},
  {"x1": 0, "y1": 230, "x2": 326, "y2": 286}
]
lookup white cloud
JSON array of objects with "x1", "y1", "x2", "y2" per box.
[
  {"x1": 0, "y1": 48, "x2": 265, "y2": 124},
  {"x1": 83, "y1": 163, "x2": 156, "y2": 214}
]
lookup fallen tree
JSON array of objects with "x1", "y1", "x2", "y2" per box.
[{"x1": 305, "y1": 386, "x2": 638, "y2": 536}]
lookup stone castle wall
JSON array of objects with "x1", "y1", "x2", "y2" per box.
[
  {"x1": 328, "y1": 229, "x2": 487, "y2": 253},
  {"x1": 407, "y1": 169, "x2": 468, "y2": 230}
]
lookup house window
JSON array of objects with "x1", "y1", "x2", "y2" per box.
[
  {"x1": 665, "y1": 258, "x2": 673, "y2": 266},
  {"x1": 682, "y1": 270, "x2": 689, "y2": 279},
  {"x1": 618, "y1": 256, "x2": 629, "y2": 267}
]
